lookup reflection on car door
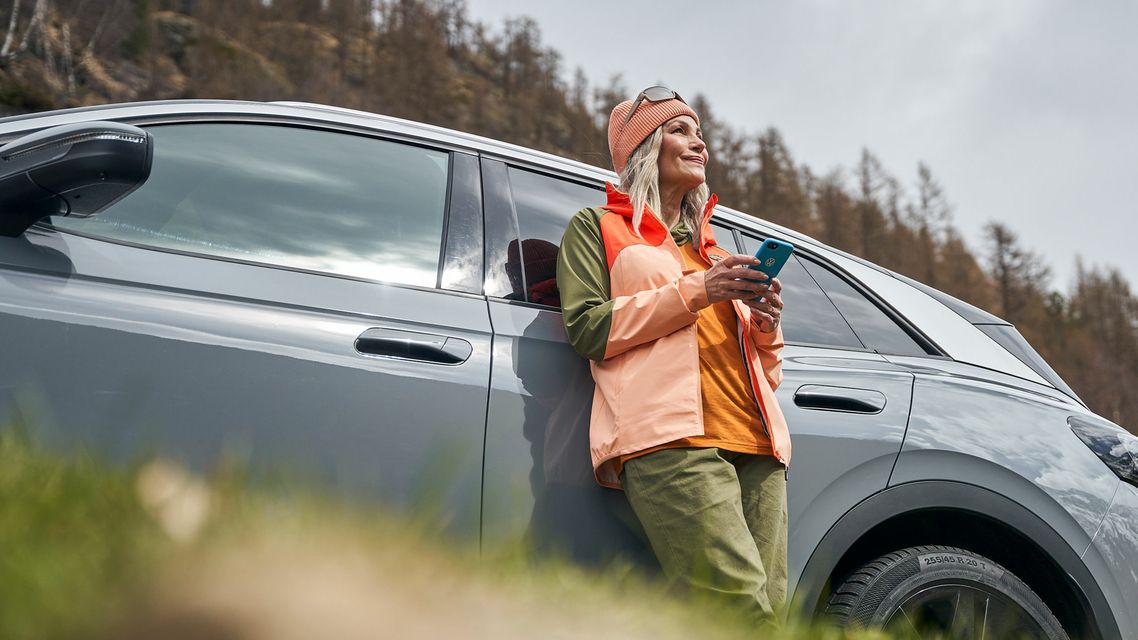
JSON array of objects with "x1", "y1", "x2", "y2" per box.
[
  {"x1": 478, "y1": 159, "x2": 654, "y2": 566},
  {"x1": 0, "y1": 122, "x2": 491, "y2": 536}
]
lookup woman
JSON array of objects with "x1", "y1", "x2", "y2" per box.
[{"x1": 556, "y1": 87, "x2": 792, "y2": 623}]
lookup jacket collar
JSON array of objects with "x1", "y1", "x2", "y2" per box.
[{"x1": 602, "y1": 182, "x2": 721, "y2": 253}]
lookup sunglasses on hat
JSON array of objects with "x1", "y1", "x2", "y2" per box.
[{"x1": 619, "y1": 86, "x2": 687, "y2": 134}]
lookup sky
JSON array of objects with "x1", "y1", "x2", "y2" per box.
[{"x1": 464, "y1": 0, "x2": 1138, "y2": 293}]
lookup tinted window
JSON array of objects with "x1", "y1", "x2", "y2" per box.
[
  {"x1": 978, "y1": 324, "x2": 1081, "y2": 401},
  {"x1": 894, "y1": 271, "x2": 1004, "y2": 324},
  {"x1": 739, "y1": 235, "x2": 864, "y2": 349},
  {"x1": 502, "y1": 167, "x2": 602, "y2": 307},
  {"x1": 798, "y1": 258, "x2": 927, "y2": 356},
  {"x1": 52, "y1": 124, "x2": 450, "y2": 288}
]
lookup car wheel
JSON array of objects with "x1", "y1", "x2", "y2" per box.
[{"x1": 825, "y1": 544, "x2": 1068, "y2": 639}]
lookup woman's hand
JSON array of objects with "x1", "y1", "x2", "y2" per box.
[
  {"x1": 745, "y1": 277, "x2": 783, "y2": 333},
  {"x1": 704, "y1": 255, "x2": 773, "y2": 304}
]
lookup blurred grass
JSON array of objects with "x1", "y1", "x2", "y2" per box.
[
  {"x1": 0, "y1": 424, "x2": 163, "y2": 639},
  {"x1": 0, "y1": 424, "x2": 891, "y2": 640}
]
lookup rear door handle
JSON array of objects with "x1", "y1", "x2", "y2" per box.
[
  {"x1": 354, "y1": 328, "x2": 472, "y2": 365},
  {"x1": 794, "y1": 385, "x2": 887, "y2": 414}
]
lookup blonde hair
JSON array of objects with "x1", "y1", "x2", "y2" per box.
[{"x1": 618, "y1": 126, "x2": 710, "y2": 244}]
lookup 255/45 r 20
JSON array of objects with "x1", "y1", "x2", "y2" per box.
[{"x1": 825, "y1": 544, "x2": 1067, "y2": 639}]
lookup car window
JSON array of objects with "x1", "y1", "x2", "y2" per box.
[
  {"x1": 498, "y1": 166, "x2": 603, "y2": 307},
  {"x1": 710, "y1": 221, "x2": 738, "y2": 251},
  {"x1": 50, "y1": 123, "x2": 450, "y2": 288},
  {"x1": 797, "y1": 257, "x2": 928, "y2": 356},
  {"x1": 738, "y1": 234, "x2": 865, "y2": 350},
  {"x1": 977, "y1": 324, "x2": 1081, "y2": 401}
]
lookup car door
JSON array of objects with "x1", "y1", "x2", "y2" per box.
[
  {"x1": 731, "y1": 231, "x2": 919, "y2": 596},
  {"x1": 476, "y1": 158, "x2": 659, "y2": 564},
  {"x1": 0, "y1": 120, "x2": 491, "y2": 535}
]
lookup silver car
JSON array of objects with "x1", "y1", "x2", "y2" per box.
[{"x1": 1, "y1": 101, "x2": 1134, "y2": 640}]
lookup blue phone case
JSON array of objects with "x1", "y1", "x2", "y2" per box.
[{"x1": 748, "y1": 237, "x2": 795, "y2": 280}]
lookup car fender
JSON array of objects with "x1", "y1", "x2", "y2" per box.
[{"x1": 793, "y1": 480, "x2": 1121, "y2": 640}]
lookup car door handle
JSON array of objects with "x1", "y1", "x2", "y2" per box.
[
  {"x1": 793, "y1": 385, "x2": 887, "y2": 414},
  {"x1": 354, "y1": 328, "x2": 472, "y2": 365}
]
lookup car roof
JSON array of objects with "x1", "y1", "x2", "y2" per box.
[
  {"x1": 0, "y1": 99, "x2": 615, "y2": 180},
  {"x1": 0, "y1": 99, "x2": 842, "y2": 252}
]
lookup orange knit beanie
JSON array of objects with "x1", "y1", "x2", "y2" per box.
[{"x1": 608, "y1": 96, "x2": 700, "y2": 175}]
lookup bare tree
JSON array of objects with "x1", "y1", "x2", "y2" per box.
[
  {"x1": 0, "y1": 0, "x2": 21, "y2": 59},
  {"x1": 985, "y1": 221, "x2": 1051, "y2": 324},
  {"x1": 84, "y1": 0, "x2": 122, "y2": 56},
  {"x1": 912, "y1": 162, "x2": 951, "y2": 241},
  {"x1": 16, "y1": 0, "x2": 46, "y2": 55}
]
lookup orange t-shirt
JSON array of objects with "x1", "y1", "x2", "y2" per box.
[{"x1": 615, "y1": 238, "x2": 772, "y2": 479}]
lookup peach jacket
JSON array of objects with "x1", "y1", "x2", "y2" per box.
[{"x1": 556, "y1": 183, "x2": 791, "y2": 488}]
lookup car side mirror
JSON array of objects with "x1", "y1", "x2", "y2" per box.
[{"x1": 0, "y1": 121, "x2": 152, "y2": 237}]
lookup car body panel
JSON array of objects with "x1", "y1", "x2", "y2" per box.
[
  {"x1": 480, "y1": 300, "x2": 656, "y2": 566},
  {"x1": 0, "y1": 134, "x2": 494, "y2": 536},
  {"x1": 776, "y1": 346, "x2": 915, "y2": 596},
  {"x1": 1086, "y1": 481, "x2": 1138, "y2": 638},
  {"x1": 891, "y1": 372, "x2": 1117, "y2": 542}
]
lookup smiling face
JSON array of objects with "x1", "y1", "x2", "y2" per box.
[{"x1": 656, "y1": 115, "x2": 707, "y2": 193}]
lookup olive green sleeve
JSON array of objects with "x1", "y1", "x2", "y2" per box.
[{"x1": 557, "y1": 208, "x2": 614, "y2": 362}]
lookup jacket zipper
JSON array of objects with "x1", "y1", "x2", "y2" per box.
[
  {"x1": 736, "y1": 315, "x2": 772, "y2": 441},
  {"x1": 736, "y1": 314, "x2": 789, "y2": 477}
]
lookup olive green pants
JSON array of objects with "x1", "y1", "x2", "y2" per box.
[{"x1": 621, "y1": 447, "x2": 788, "y2": 624}]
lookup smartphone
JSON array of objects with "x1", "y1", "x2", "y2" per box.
[{"x1": 748, "y1": 237, "x2": 795, "y2": 282}]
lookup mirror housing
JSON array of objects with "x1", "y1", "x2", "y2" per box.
[{"x1": 0, "y1": 121, "x2": 152, "y2": 237}]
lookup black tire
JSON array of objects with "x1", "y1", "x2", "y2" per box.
[{"x1": 825, "y1": 545, "x2": 1068, "y2": 640}]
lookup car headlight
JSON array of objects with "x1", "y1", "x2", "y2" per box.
[{"x1": 1069, "y1": 416, "x2": 1138, "y2": 488}]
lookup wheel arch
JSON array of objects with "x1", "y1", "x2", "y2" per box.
[{"x1": 792, "y1": 480, "x2": 1119, "y2": 640}]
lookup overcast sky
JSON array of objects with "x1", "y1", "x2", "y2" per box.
[{"x1": 464, "y1": 0, "x2": 1137, "y2": 292}]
